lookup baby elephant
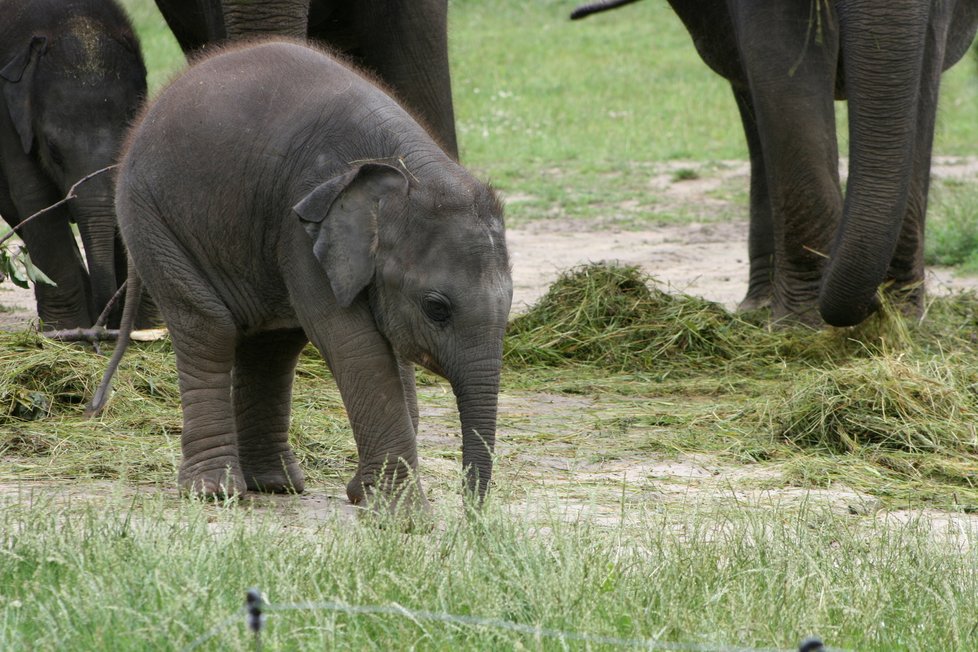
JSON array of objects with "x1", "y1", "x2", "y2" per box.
[
  {"x1": 0, "y1": 0, "x2": 147, "y2": 328},
  {"x1": 93, "y1": 40, "x2": 512, "y2": 510}
]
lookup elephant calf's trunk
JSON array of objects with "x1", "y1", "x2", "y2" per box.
[{"x1": 456, "y1": 380, "x2": 501, "y2": 502}]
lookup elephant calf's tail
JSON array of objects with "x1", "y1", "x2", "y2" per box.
[
  {"x1": 86, "y1": 260, "x2": 143, "y2": 417},
  {"x1": 570, "y1": 0, "x2": 643, "y2": 20}
]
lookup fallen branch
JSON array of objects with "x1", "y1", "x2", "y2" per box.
[
  {"x1": 41, "y1": 326, "x2": 168, "y2": 344},
  {"x1": 43, "y1": 327, "x2": 119, "y2": 343},
  {"x1": 0, "y1": 164, "x2": 119, "y2": 247}
]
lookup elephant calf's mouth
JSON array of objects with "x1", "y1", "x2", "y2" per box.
[{"x1": 414, "y1": 351, "x2": 445, "y2": 378}]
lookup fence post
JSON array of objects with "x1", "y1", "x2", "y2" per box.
[{"x1": 246, "y1": 589, "x2": 265, "y2": 651}]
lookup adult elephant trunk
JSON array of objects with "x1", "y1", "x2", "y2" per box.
[
  {"x1": 70, "y1": 175, "x2": 120, "y2": 325},
  {"x1": 221, "y1": 0, "x2": 309, "y2": 40},
  {"x1": 818, "y1": 3, "x2": 930, "y2": 327},
  {"x1": 451, "y1": 350, "x2": 503, "y2": 502}
]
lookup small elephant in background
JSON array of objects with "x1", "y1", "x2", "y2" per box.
[
  {"x1": 152, "y1": 0, "x2": 460, "y2": 159},
  {"x1": 92, "y1": 40, "x2": 512, "y2": 511},
  {"x1": 0, "y1": 0, "x2": 147, "y2": 329}
]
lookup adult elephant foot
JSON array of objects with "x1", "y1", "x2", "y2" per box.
[
  {"x1": 769, "y1": 277, "x2": 824, "y2": 328},
  {"x1": 737, "y1": 253, "x2": 774, "y2": 313},
  {"x1": 240, "y1": 450, "x2": 305, "y2": 494},
  {"x1": 882, "y1": 281, "x2": 925, "y2": 321},
  {"x1": 178, "y1": 461, "x2": 247, "y2": 498},
  {"x1": 736, "y1": 289, "x2": 772, "y2": 314}
]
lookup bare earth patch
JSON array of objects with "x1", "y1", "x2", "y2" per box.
[{"x1": 3, "y1": 156, "x2": 978, "y2": 531}]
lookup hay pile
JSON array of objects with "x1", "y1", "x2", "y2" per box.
[
  {"x1": 505, "y1": 263, "x2": 765, "y2": 372},
  {"x1": 0, "y1": 330, "x2": 177, "y2": 423},
  {"x1": 773, "y1": 356, "x2": 978, "y2": 456}
]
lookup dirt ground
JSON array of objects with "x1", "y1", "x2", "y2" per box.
[
  {"x1": 5, "y1": 157, "x2": 978, "y2": 326},
  {"x1": 4, "y1": 157, "x2": 978, "y2": 530}
]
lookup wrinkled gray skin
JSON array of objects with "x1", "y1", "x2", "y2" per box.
[
  {"x1": 111, "y1": 41, "x2": 511, "y2": 509},
  {"x1": 576, "y1": 0, "x2": 978, "y2": 326},
  {"x1": 0, "y1": 0, "x2": 146, "y2": 328},
  {"x1": 152, "y1": 0, "x2": 459, "y2": 159}
]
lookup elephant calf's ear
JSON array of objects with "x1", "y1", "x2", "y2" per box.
[
  {"x1": 293, "y1": 163, "x2": 408, "y2": 307},
  {"x1": 0, "y1": 36, "x2": 46, "y2": 155}
]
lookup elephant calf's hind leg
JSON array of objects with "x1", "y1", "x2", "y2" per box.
[
  {"x1": 233, "y1": 329, "x2": 308, "y2": 493},
  {"x1": 171, "y1": 313, "x2": 245, "y2": 496}
]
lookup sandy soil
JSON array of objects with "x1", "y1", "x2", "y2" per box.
[{"x1": 5, "y1": 157, "x2": 978, "y2": 325}]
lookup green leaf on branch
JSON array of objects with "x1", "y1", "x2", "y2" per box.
[{"x1": 0, "y1": 240, "x2": 56, "y2": 289}]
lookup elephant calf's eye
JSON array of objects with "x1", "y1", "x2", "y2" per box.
[{"x1": 422, "y1": 292, "x2": 453, "y2": 323}]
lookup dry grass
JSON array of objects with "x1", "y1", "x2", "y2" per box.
[
  {"x1": 4, "y1": 264, "x2": 978, "y2": 506},
  {"x1": 771, "y1": 356, "x2": 978, "y2": 456},
  {"x1": 504, "y1": 264, "x2": 769, "y2": 373}
]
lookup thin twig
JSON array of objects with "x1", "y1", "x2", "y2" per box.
[
  {"x1": 93, "y1": 279, "x2": 128, "y2": 329},
  {"x1": 803, "y1": 244, "x2": 830, "y2": 259},
  {"x1": 0, "y1": 164, "x2": 119, "y2": 247},
  {"x1": 42, "y1": 327, "x2": 120, "y2": 343}
]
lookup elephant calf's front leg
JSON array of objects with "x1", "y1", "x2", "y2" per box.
[
  {"x1": 303, "y1": 305, "x2": 427, "y2": 514},
  {"x1": 233, "y1": 329, "x2": 308, "y2": 493}
]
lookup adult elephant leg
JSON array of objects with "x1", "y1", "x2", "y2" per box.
[
  {"x1": 169, "y1": 309, "x2": 244, "y2": 496},
  {"x1": 221, "y1": 0, "x2": 309, "y2": 39},
  {"x1": 0, "y1": 153, "x2": 93, "y2": 327},
  {"x1": 732, "y1": 85, "x2": 774, "y2": 312},
  {"x1": 153, "y1": 0, "x2": 226, "y2": 54},
  {"x1": 17, "y1": 209, "x2": 94, "y2": 329},
  {"x1": 350, "y1": 0, "x2": 459, "y2": 159},
  {"x1": 233, "y1": 328, "x2": 308, "y2": 493},
  {"x1": 730, "y1": 1, "x2": 841, "y2": 324},
  {"x1": 883, "y1": 6, "x2": 959, "y2": 318},
  {"x1": 6, "y1": 197, "x2": 94, "y2": 329},
  {"x1": 819, "y1": 3, "x2": 932, "y2": 326}
]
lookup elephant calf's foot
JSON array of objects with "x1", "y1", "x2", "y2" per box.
[
  {"x1": 241, "y1": 452, "x2": 305, "y2": 494},
  {"x1": 178, "y1": 462, "x2": 247, "y2": 498},
  {"x1": 347, "y1": 472, "x2": 432, "y2": 523}
]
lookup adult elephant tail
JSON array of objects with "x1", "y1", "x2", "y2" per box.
[
  {"x1": 570, "y1": 0, "x2": 643, "y2": 21},
  {"x1": 818, "y1": 3, "x2": 947, "y2": 327}
]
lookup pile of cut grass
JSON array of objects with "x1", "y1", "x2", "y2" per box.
[
  {"x1": 763, "y1": 355, "x2": 978, "y2": 503},
  {"x1": 505, "y1": 263, "x2": 769, "y2": 373},
  {"x1": 773, "y1": 356, "x2": 978, "y2": 455},
  {"x1": 0, "y1": 330, "x2": 177, "y2": 423},
  {"x1": 505, "y1": 263, "x2": 978, "y2": 376},
  {"x1": 502, "y1": 262, "x2": 912, "y2": 375},
  {"x1": 0, "y1": 329, "x2": 355, "y2": 487}
]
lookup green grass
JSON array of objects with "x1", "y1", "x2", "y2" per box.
[
  {"x1": 926, "y1": 182, "x2": 978, "y2": 271},
  {"x1": 3, "y1": 3, "x2": 978, "y2": 650},
  {"x1": 2, "y1": 492, "x2": 978, "y2": 651}
]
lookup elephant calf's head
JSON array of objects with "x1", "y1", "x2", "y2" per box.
[{"x1": 294, "y1": 161, "x2": 512, "y2": 498}]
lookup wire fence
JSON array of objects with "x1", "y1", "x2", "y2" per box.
[{"x1": 182, "y1": 588, "x2": 847, "y2": 652}]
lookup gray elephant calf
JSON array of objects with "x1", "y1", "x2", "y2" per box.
[
  {"x1": 93, "y1": 40, "x2": 512, "y2": 510},
  {"x1": 0, "y1": 0, "x2": 147, "y2": 328}
]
